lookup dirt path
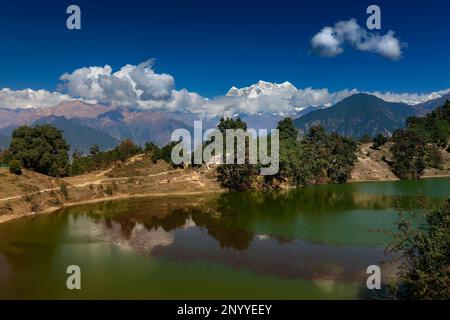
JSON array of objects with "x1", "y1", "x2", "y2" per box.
[{"x1": 0, "y1": 167, "x2": 207, "y2": 203}]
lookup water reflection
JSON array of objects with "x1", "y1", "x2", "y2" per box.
[
  {"x1": 0, "y1": 179, "x2": 447, "y2": 298},
  {"x1": 57, "y1": 181, "x2": 439, "y2": 252},
  {"x1": 56, "y1": 189, "x2": 408, "y2": 283}
]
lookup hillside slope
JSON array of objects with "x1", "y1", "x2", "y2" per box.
[
  {"x1": 0, "y1": 155, "x2": 222, "y2": 224},
  {"x1": 295, "y1": 94, "x2": 417, "y2": 138},
  {"x1": 351, "y1": 142, "x2": 450, "y2": 182}
]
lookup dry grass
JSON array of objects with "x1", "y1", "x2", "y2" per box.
[{"x1": 0, "y1": 156, "x2": 222, "y2": 222}]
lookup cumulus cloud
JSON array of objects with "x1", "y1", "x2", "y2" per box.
[
  {"x1": 1, "y1": 61, "x2": 449, "y2": 115},
  {"x1": 311, "y1": 19, "x2": 406, "y2": 60},
  {"x1": 0, "y1": 88, "x2": 71, "y2": 109},
  {"x1": 59, "y1": 60, "x2": 185, "y2": 109}
]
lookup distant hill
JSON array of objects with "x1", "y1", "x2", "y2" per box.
[
  {"x1": 294, "y1": 93, "x2": 418, "y2": 138},
  {"x1": 2, "y1": 93, "x2": 449, "y2": 148},
  {"x1": 0, "y1": 134, "x2": 11, "y2": 150},
  {"x1": 33, "y1": 116, "x2": 119, "y2": 154},
  {"x1": 71, "y1": 109, "x2": 194, "y2": 147},
  {"x1": 414, "y1": 92, "x2": 450, "y2": 115}
]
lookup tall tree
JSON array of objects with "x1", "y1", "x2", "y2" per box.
[
  {"x1": 9, "y1": 125, "x2": 70, "y2": 177},
  {"x1": 390, "y1": 129, "x2": 426, "y2": 180},
  {"x1": 216, "y1": 117, "x2": 258, "y2": 191}
]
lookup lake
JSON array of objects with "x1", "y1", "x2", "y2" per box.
[{"x1": 0, "y1": 178, "x2": 448, "y2": 299}]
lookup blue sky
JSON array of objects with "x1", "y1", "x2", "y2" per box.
[{"x1": 0, "y1": 0, "x2": 449, "y2": 109}]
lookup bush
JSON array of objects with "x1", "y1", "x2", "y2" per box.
[
  {"x1": 387, "y1": 199, "x2": 450, "y2": 300},
  {"x1": 373, "y1": 134, "x2": 388, "y2": 149},
  {"x1": 9, "y1": 160, "x2": 22, "y2": 175}
]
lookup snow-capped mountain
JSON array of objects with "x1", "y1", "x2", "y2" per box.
[{"x1": 226, "y1": 80, "x2": 298, "y2": 99}]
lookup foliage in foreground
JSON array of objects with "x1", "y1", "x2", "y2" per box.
[{"x1": 387, "y1": 199, "x2": 450, "y2": 300}]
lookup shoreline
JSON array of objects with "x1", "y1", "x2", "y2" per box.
[
  {"x1": 349, "y1": 173, "x2": 450, "y2": 183},
  {"x1": 0, "y1": 189, "x2": 225, "y2": 225},
  {"x1": 0, "y1": 174, "x2": 449, "y2": 226}
]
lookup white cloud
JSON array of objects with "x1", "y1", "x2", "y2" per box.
[
  {"x1": 0, "y1": 88, "x2": 71, "y2": 109},
  {"x1": 311, "y1": 27, "x2": 344, "y2": 57},
  {"x1": 59, "y1": 60, "x2": 181, "y2": 108},
  {"x1": 208, "y1": 81, "x2": 357, "y2": 116},
  {"x1": 1, "y1": 61, "x2": 449, "y2": 115},
  {"x1": 311, "y1": 19, "x2": 406, "y2": 60},
  {"x1": 369, "y1": 89, "x2": 450, "y2": 105}
]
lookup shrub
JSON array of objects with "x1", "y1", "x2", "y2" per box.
[
  {"x1": 373, "y1": 134, "x2": 388, "y2": 149},
  {"x1": 387, "y1": 199, "x2": 450, "y2": 300},
  {"x1": 9, "y1": 160, "x2": 22, "y2": 175}
]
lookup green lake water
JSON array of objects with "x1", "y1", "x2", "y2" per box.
[{"x1": 0, "y1": 178, "x2": 448, "y2": 299}]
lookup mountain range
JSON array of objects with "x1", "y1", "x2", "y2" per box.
[
  {"x1": 227, "y1": 80, "x2": 298, "y2": 99},
  {"x1": 0, "y1": 86, "x2": 449, "y2": 152},
  {"x1": 294, "y1": 92, "x2": 450, "y2": 138}
]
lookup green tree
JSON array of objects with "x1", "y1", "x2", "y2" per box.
[
  {"x1": 152, "y1": 141, "x2": 179, "y2": 166},
  {"x1": 114, "y1": 139, "x2": 142, "y2": 161},
  {"x1": 275, "y1": 118, "x2": 303, "y2": 185},
  {"x1": 406, "y1": 100, "x2": 450, "y2": 147},
  {"x1": 9, "y1": 125, "x2": 70, "y2": 177},
  {"x1": 217, "y1": 117, "x2": 247, "y2": 133},
  {"x1": 216, "y1": 117, "x2": 258, "y2": 190},
  {"x1": 387, "y1": 199, "x2": 450, "y2": 300},
  {"x1": 277, "y1": 117, "x2": 298, "y2": 141},
  {"x1": 296, "y1": 126, "x2": 357, "y2": 185},
  {"x1": 144, "y1": 142, "x2": 160, "y2": 157},
  {"x1": 390, "y1": 129, "x2": 426, "y2": 179},
  {"x1": 373, "y1": 133, "x2": 388, "y2": 149}
]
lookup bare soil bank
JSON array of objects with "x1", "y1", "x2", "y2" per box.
[
  {"x1": 350, "y1": 142, "x2": 450, "y2": 182},
  {"x1": 0, "y1": 154, "x2": 222, "y2": 224}
]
